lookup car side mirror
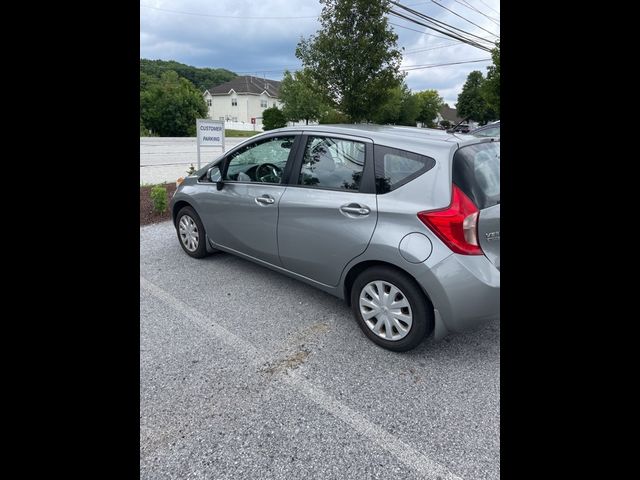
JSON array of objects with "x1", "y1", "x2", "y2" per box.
[{"x1": 207, "y1": 165, "x2": 225, "y2": 190}]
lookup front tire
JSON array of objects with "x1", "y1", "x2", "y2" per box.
[
  {"x1": 350, "y1": 266, "x2": 433, "y2": 352},
  {"x1": 175, "y1": 206, "x2": 208, "y2": 259}
]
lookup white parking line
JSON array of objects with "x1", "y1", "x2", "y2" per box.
[{"x1": 140, "y1": 275, "x2": 463, "y2": 480}]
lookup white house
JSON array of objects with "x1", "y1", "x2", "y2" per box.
[
  {"x1": 434, "y1": 105, "x2": 479, "y2": 130},
  {"x1": 203, "y1": 76, "x2": 283, "y2": 130}
]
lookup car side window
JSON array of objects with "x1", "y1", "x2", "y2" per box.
[
  {"x1": 374, "y1": 145, "x2": 436, "y2": 193},
  {"x1": 475, "y1": 127, "x2": 499, "y2": 137},
  {"x1": 297, "y1": 136, "x2": 366, "y2": 191},
  {"x1": 224, "y1": 136, "x2": 295, "y2": 184}
]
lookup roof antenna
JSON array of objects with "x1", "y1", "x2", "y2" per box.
[{"x1": 447, "y1": 116, "x2": 470, "y2": 134}]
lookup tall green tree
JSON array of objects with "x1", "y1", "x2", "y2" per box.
[
  {"x1": 373, "y1": 83, "x2": 420, "y2": 126},
  {"x1": 372, "y1": 86, "x2": 403, "y2": 125},
  {"x1": 140, "y1": 71, "x2": 208, "y2": 137},
  {"x1": 296, "y1": 0, "x2": 404, "y2": 122},
  {"x1": 398, "y1": 88, "x2": 420, "y2": 126},
  {"x1": 456, "y1": 70, "x2": 495, "y2": 124},
  {"x1": 414, "y1": 89, "x2": 445, "y2": 127},
  {"x1": 280, "y1": 69, "x2": 325, "y2": 124},
  {"x1": 262, "y1": 107, "x2": 287, "y2": 130},
  {"x1": 482, "y1": 41, "x2": 500, "y2": 116}
]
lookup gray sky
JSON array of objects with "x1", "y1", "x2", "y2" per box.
[{"x1": 140, "y1": 0, "x2": 500, "y2": 107}]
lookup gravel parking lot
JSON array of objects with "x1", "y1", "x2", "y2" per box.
[
  {"x1": 140, "y1": 221, "x2": 500, "y2": 480},
  {"x1": 140, "y1": 137, "x2": 248, "y2": 185}
]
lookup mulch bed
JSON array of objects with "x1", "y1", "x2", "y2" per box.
[{"x1": 140, "y1": 183, "x2": 177, "y2": 226}]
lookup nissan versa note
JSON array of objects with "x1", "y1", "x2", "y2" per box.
[{"x1": 170, "y1": 125, "x2": 500, "y2": 351}]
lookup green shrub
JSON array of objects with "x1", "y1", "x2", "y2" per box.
[
  {"x1": 262, "y1": 107, "x2": 287, "y2": 130},
  {"x1": 150, "y1": 185, "x2": 168, "y2": 213}
]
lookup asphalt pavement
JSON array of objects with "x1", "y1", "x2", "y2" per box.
[{"x1": 140, "y1": 221, "x2": 500, "y2": 480}]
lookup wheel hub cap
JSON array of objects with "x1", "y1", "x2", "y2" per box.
[
  {"x1": 178, "y1": 215, "x2": 199, "y2": 252},
  {"x1": 359, "y1": 280, "x2": 413, "y2": 341}
]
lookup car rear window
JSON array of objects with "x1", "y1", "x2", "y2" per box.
[
  {"x1": 374, "y1": 145, "x2": 436, "y2": 193},
  {"x1": 453, "y1": 141, "x2": 500, "y2": 209}
]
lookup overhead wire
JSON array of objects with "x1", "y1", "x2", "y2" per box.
[
  {"x1": 429, "y1": 0, "x2": 499, "y2": 38},
  {"x1": 401, "y1": 58, "x2": 491, "y2": 71},
  {"x1": 389, "y1": 8, "x2": 493, "y2": 52},
  {"x1": 454, "y1": 0, "x2": 500, "y2": 25},
  {"x1": 390, "y1": 1, "x2": 495, "y2": 46}
]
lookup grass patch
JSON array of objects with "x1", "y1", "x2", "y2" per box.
[{"x1": 225, "y1": 129, "x2": 260, "y2": 137}]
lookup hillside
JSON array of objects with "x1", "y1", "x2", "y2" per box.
[{"x1": 140, "y1": 59, "x2": 237, "y2": 91}]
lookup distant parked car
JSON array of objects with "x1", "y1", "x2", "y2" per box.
[
  {"x1": 470, "y1": 121, "x2": 500, "y2": 138},
  {"x1": 170, "y1": 125, "x2": 500, "y2": 352},
  {"x1": 447, "y1": 123, "x2": 471, "y2": 134}
]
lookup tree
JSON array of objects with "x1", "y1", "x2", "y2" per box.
[
  {"x1": 372, "y1": 86, "x2": 403, "y2": 125},
  {"x1": 483, "y1": 41, "x2": 500, "y2": 117},
  {"x1": 140, "y1": 72, "x2": 157, "y2": 92},
  {"x1": 140, "y1": 59, "x2": 236, "y2": 91},
  {"x1": 262, "y1": 107, "x2": 287, "y2": 130},
  {"x1": 318, "y1": 108, "x2": 350, "y2": 124},
  {"x1": 372, "y1": 83, "x2": 420, "y2": 126},
  {"x1": 414, "y1": 90, "x2": 445, "y2": 128},
  {"x1": 296, "y1": 0, "x2": 404, "y2": 122},
  {"x1": 140, "y1": 71, "x2": 208, "y2": 137},
  {"x1": 280, "y1": 69, "x2": 325, "y2": 124},
  {"x1": 397, "y1": 88, "x2": 420, "y2": 126},
  {"x1": 456, "y1": 70, "x2": 495, "y2": 124}
]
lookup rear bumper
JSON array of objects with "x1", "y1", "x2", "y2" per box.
[{"x1": 414, "y1": 254, "x2": 500, "y2": 337}]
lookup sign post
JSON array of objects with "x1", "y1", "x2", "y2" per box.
[{"x1": 196, "y1": 119, "x2": 225, "y2": 169}]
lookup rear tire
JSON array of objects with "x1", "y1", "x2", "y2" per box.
[
  {"x1": 175, "y1": 206, "x2": 209, "y2": 259},
  {"x1": 350, "y1": 266, "x2": 433, "y2": 352}
]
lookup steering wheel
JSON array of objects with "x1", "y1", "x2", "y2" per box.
[{"x1": 255, "y1": 163, "x2": 282, "y2": 183}]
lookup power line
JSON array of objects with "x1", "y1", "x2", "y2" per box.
[
  {"x1": 140, "y1": 4, "x2": 319, "y2": 20},
  {"x1": 430, "y1": 0, "x2": 499, "y2": 38},
  {"x1": 403, "y1": 41, "x2": 463, "y2": 54},
  {"x1": 469, "y1": 0, "x2": 500, "y2": 16},
  {"x1": 401, "y1": 58, "x2": 491, "y2": 71},
  {"x1": 391, "y1": 1, "x2": 495, "y2": 45},
  {"x1": 233, "y1": 68, "x2": 302, "y2": 74},
  {"x1": 388, "y1": 20, "x2": 453, "y2": 40},
  {"x1": 389, "y1": 8, "x2": 493, "y2": 52},
  {"x1": 454, "y1": 0, "x2": 500, "y2": 25}
]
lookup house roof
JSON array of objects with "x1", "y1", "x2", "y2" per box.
[
  {"x1": 439, "y1": 105, "x2": 464, "y2": 124},
  {"x1": 208, "y1": 75, "x2": 281, "y2": 97}
]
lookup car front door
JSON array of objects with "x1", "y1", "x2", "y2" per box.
[
  {"x1": 199, "y1": 133, "x2": 300, "y2": 266},
  {"x1": 277, "y1": 133, "x2": 378, "y2": 286}
]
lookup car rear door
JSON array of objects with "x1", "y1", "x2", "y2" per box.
[
  {"x1": 198, "y1": 133, "x2": 301, "y2": 266},
  {"x1": 276, "y1": 133, "x2": 377, "y2": 286},
  {"x1": 452, "y1": 140, "x2": 500, "y2": 269}
]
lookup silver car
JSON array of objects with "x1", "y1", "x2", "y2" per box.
[{"x1": 170, "y1": 125, "x2": 500, "y2": 351}]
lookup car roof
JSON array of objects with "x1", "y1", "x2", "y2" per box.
[{"x1": 269, "y1": 124, "x2": 489, "y2": 156}]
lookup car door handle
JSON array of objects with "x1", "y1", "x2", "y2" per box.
[
  {"x1": 340, "y1": 204, "x2": 370, "y2": 216},
  {"x1": 255, "y1": 195, "x2": 275, "y2": 205}
]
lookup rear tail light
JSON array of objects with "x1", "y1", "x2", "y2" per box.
[{"x1": 417, "y1": 185, "x2": 482, "y2": 255}]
